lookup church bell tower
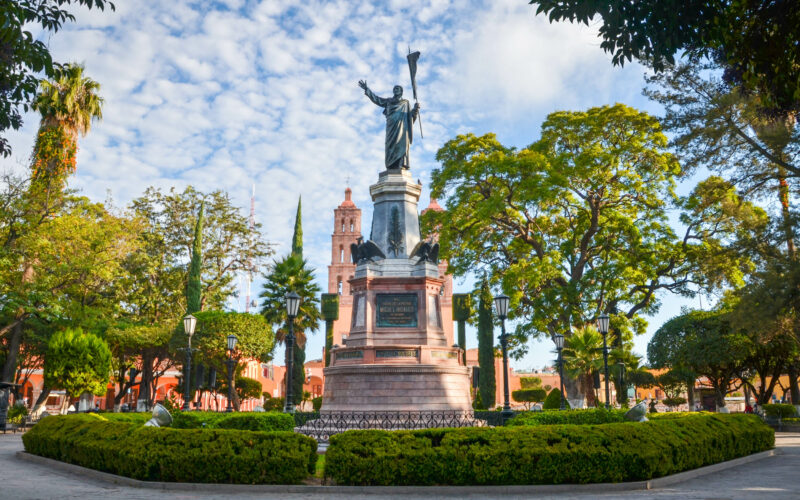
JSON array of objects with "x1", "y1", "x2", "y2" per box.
[{"x1": 327, "y1": 187, "x2": 361, "y2": 346}]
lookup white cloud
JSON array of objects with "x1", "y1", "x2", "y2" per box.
[{"x1": 1, "y1": 0, "x2": 659, "y2": 368}]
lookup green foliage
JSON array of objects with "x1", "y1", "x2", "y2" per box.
[
  {"x1": 424, "y1": 104, "x2": 750, "y2": 356},
  {"x1": 649, "y1": 308, "x2": 749, "y2": 408},
  {"x1": 22, "y1": 414, "x2": 316, "y2": 484},
  {"x1": 0, "y1": 1, "x2": 114, "y2": 157},
  {"x1": 762, "y1": 404, "x2": 797, "y2": 419},
  {"x1": 181, "y1": 311, "x2": 273, "y2": 374},
  {"x1": 312, "y1": 396, "x2": 323, "y2": 411},
  {"x1": 213, "y1": 412, "x2": 294, "y2": 432},
  {"x1": 476, "y1": 278, "x2": 495, "y2": 410},
  {"x1": 44, "y1": 328, "x2": 112, "y2": 398},
  {"x1": 562, "y1": 327, "x2": 603, "y2": 406},
  {"x1": 519, "y1": 376, "x2": 542, "y2": 389},
  {"x1": 663, "y1": 397, "x2": 687, "y2": 408},
  {"x1": 511, "y1": 389, "x2": 547, "y2": 410},
  {"x1": 259, "y1": 253, "x2": 321, "y2": 348},
  {"x1": 541, "y1": 388, "x2": 569, "y2": 410},
  {"x1": 186, "y1": 201, "x2": 204, "y2": 314},
  {"x1": 262, "y1": 396, "x2": 284, "y2": 412},
  {"x1": 7, "y1": 404, "x2": 28, "y2": 424},
  {"x1": 98, "y1": 412, "x2": 150, "y2": 424},
  {"x1": 291, "y1": 197, "x2": 303, "y2": 256},
  {"x1": 325, "y1": 414, "x2": 773, "y2": 485},
  {"x1": 292, "y1": 345, "x2": 306, "y2": 406},
  {"x1": 530, "y1": 1, "x2": 800, "y2": 114},
  {"x1": 169, "y1": 411, "x2": 292, "y2": 431},
  {"x1": 508, "y1": 408, "x2": 626, "y2": 427}
]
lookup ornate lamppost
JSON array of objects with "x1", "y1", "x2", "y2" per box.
[
  {"x1": 553, "y1": 333, "x2": 566, "y2": 410},
  {"x1": 597, "y1": 313, "x2": 611, "y2": 409},
  {"x1": 284, "y1": 291, "x2": 301, "y2": 413},
  {"x1": 225, "y1": 334, "x2": 238, "y2": 413},
  {"x1": 181, "y1": 314, "x2": 197, "y2": 411},
  {"x1": 493, "y1": 294, "x2": 513, "y2": 424}
]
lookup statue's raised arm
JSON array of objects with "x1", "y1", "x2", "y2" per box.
[{"x1": 358, "y1": 79, "x2": 418, "y2": 170}]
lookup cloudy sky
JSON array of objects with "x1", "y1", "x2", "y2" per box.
[{"x1": 3, "y1": 0, "x2": 697, "y2": 369}]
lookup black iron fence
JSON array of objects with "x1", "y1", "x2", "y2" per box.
[
  {"x1": 295, "y1": 410, "x2": 487, "y2": 443},
  {"x1": 473, "y1": 410, "x2": 518, "y2": 427}
]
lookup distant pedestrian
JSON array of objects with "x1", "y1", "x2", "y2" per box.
[{"x1": 745, "y1": 403, "x2": 753, "y2": 414}]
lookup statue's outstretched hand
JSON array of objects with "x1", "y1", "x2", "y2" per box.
[
  {"x1": 413, "y1": 102, "x2": 421, "y2": 111},
  {"x1": 358, "y1": 80, "x2": 368, "y2": 91}
]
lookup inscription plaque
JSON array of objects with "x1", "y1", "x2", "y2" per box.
[
  {"x1": 376, "y1": 293, "x2": 418, "y2": 327},
  {"x1": 337, "y1": 350, "x2": 364, "y2": 360},
  {"x1": 376, "y1": 349, "x2": 418, "y2": 358}
]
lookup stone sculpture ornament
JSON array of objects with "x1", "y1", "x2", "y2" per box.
[
  {"x1": 624, "y1": 400, "x2": 649, "y2": 422},
  {"x1": 409, "y1": 240, "x2": 439, "y2": 264},
  {"x1": 351, "y1": 237, "x2": 386, "y2": 264}
]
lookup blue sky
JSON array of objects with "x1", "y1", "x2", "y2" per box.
[{"x1": 3, "y1": 0, "x2": 703, "y2": 369}]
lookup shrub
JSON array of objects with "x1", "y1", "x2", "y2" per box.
[
  {"x1": 325, "y1": 414, "x2": 773, "y2": 486},
  {"x1": 663, "y1": 397, "x2": 687, "y2": 408},
  {"x1": 7, "y1": 404, "x2": 28, "y2": 424},
  {"x1": 312, "y1": 397, "x2": 323, "y2": 411},
  {"x1": 214, "y1": 412, "x2": 294, "y2": 432},
  {"x1": 171, "y1": 411, "x2": 291, "y2": 430},
  {"x1": 508, "y1": 408, "x2": 626, "y2": 426},
  {"x1": 22, "y1": 414, "x2": 316, "y2": 484},
  {"x1": 541, "y1": 388, "x2": 570, "y2": 410},
  {"x1": 100, "y1": 413, "x2": 151, "y2": 424},
  {"x1": 762, "y1": 403, "x2": 797, "y2": 418},
  {"x1": 512, "y1": 389, "x2": 547, "y2": 409}
]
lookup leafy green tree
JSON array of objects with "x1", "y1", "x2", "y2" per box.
[
  {"x1": 519, "y1": 376, "x2": 542, "y2": 389},
  {"x1": 181, "y1": 311, "x2": 273, "y2": 411},
  {"x1": 542, "y1": 388, "x2": 569, "y2": 410},
  {"x1": 529, "y1": 1, "x2": 800, "y2": 114},
  {"x1": 128, "y1": 186, "x2": 271, "y2": 313},
  {"x1": 649, "y1": 308, "x2": 749, "y2": 409},
  {"x1": 186, "y1": 201, "x2": 204, "y2": 314},
  {"x1": 475, "y1": 279, "x2": 496, "y2": 410},
  {"x1": 512, "y1": 388, "x2": 547, "y2": 410},
  {"x1": 0, "y1": 1, "x2": 114, "y2": 157},
  {"x1": 259, "y1": 198, "x2": 320, "y2": 406},
  {"x1": 44, "y1": 328, "x2": 111, "y2": 411},
  {"x1": 424, "y1": 104, "x2": 757, "y2": 356},
  {"x1": 105, "y1": 323, "x2": 172, "y2": 411},
  {"x1": 561, "y1": 327, "x2": 603, "y2": 406}
]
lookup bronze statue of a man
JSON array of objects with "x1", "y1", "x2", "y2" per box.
[{"x1": 359, "y1": 81, "x2": 420, "y2": 170}]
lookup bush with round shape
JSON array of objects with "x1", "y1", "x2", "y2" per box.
[
  {"x1": 541, "y1": 388, "x2": 570, "y2": 410},
  {"x1": 762, "y1": 403, "x2": 797, "y2": 418},
  {"x1": 325, "y1": 414, "x2": 773, "y2": 486},
  {"x1": 22, "y1": 414, "x2": 316, "y2": 484},
  {"x1": 508, "y1": 408, "x2": 626, "y2": 426}
]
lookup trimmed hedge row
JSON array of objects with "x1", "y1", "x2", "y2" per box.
[
  {"x1": 508, "y1": 408, "x2": 627, "y2": 426},
  {"x1": 762, "y1": 403, "x2": 797, "y2": 418},
  {"x1": 324, "y1": 414, "x2": 773, "y2": 486},
  {"x1": 22, "y1": 414, "x2": 316, "y2": 484},
  {"x1": 171, "y1": 411, "x2": 294, "y2": 431}
]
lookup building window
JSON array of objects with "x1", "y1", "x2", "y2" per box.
[
  {"x1": 340, "y1": 246, "x2": 345, "y2": 262},
  {"x1": 350, "y1": 220, "x2": 354, "y2": 232},
  {"x1": 341, "y1": 221, "x2": 345, "y2": 233},
  {"x1": 338, "y1": 279, "x2": 343, "y2": 295}
]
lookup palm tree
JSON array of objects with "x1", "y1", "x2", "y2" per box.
[
  {"x1": 562, "y1": 326, "x2": 604, "y2": 407},
  {"x1": 31, "y1": 63, "x2": 103, "y2": 186}
]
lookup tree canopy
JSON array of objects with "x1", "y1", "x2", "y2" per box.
[
  {"x1": 424, "y1": 104, "x2": 759, "y2": 352},
  {"x1": 529, "y1": 0, "x2": 800, "y2": 114},
  {"x1": 44, "y1": 327, "x2": 112, "y2": 399}
]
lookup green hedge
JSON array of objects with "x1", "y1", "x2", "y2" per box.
[
  {"x1": 762, "y1": 403, "x2": 797, "y2": 418},
  {"x1": 325, "y1": 414, "x2": 773, "y2": 486},
  {"x1": 508, "y1": 408, "x2": 626, "y2": 426},
  {"x1": 23, "y1": 414, "x2": 316, "y2": 484},
  {"x1": 99, "y1": 412, "x2": 151, "y2": 424},
  {"x1": 170, "y1": 411, "x2": 293, "y2": 431},
  {"x1": 214, "y1": 412, "x2": 295, "y2": 432}
]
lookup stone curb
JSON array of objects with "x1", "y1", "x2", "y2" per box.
[{"x1": 15, "y1": 449, "x2": 777, "y2": 495}]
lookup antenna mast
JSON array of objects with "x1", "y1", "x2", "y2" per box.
[{"x1": 246, "y1": 184, "x2": 255, "y2": 312}]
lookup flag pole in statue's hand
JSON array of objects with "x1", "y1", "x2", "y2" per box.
[{"x1": 407, "y1": 48, "x2": 423, "y2": 139}]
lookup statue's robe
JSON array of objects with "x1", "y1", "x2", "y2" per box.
[{"x1": 364, "y1": 88, "x2": 417, "y2": 169}]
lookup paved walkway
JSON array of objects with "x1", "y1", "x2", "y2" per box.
[{"x1": 1, "y1": 432, "x2": 798, "y2": 499}]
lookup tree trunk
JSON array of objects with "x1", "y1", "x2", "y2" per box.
[
  {"x1": 1, "y1": 321, "x2": 23, "y2": 384},
  {"x1": 31, "y1": 384, "x2": 51, "y2": 415},
  {"x1": 788, "y1": 364, "x2": 800, "y2": 404},
  {"x1": 687, "y1": 383, "x2": 695, "y2": 409}
]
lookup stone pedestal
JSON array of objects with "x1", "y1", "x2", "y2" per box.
[{"x1": 320, "y1": 168, "x2": 472, "y2": 414}]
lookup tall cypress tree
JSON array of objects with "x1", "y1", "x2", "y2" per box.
[
  {"x1": 290, "y1": 197, "x2": 305, "y2": 406},
  {"x1": 477, "y1": 278, "x2": 496, "y2": 409},
  {"x1": 186, "y1": 200, "x2": 204, "y2": 314}
]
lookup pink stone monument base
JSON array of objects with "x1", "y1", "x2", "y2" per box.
[{"x1": 321, "y1": 364, "x2": 472, "y2": 411}]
